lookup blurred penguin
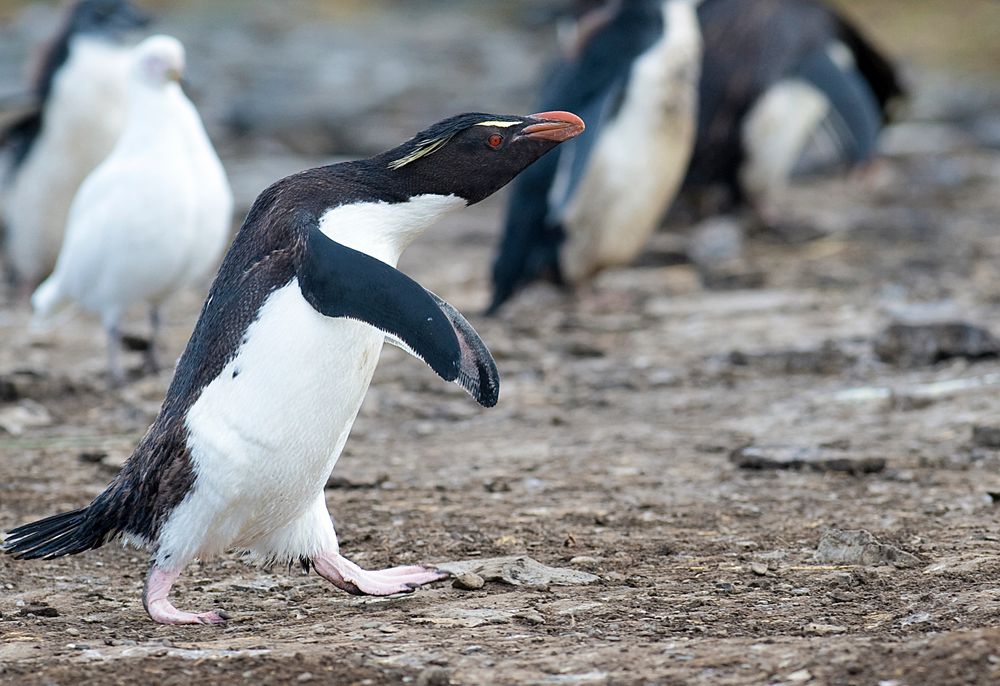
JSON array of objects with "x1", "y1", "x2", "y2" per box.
[
  {"x1": 685, "y1": 0, "x2": 904, "y2": 216},
  {"x1": 1, "y1": 0, "x2": 150, "y2": 291},
  {"x1": 32, "y1": 35, "x2": 233, "y2": 385},
  {"x1": 489, "y1": 0, "x2": 702, "y2": 314}
]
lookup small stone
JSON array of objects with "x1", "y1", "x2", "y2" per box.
[
  {"x1": 66, "y1": 628, "x2": 80, "y2": 636},
  {"x1": 296, "y1": 673, "x2": 314, "y2": 683},
  {"x1": 378, "y1": 625, "x2": 399, "y2": 634},
  {"x1": 900, "y1": 611, "x2": 932, "y2": 627},
  {"x1": 452, "y1": 572, "x2": 485, "y2": 591},
  {"x1": 786, "y1": 669, "x2": 813, "y2": 683},
  {"x1": 568, "y1": 556, "x2": 600, "y2": 569},
  {"x1": 750, "y1": 563, "x2": 769, "y2": 576}
]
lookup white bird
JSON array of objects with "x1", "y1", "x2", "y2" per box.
[
  {"x1": 1, "y1": 0, "x2": 151, "y2": 291},
  {"x1": 32, "y1": 34, "x2": 233, "y2": 385}
]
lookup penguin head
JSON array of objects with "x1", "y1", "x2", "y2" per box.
[
  {"x1": 132, "y1": 35, "x2": 185, "y2": 87},
  {"x1": 379, "y1": 111, "x2": 585, "y2": 205},
  {"x1": 69, "y1": 0, "x2": 151, "y2": 38}
]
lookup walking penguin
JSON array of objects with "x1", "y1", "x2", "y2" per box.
[{"x1": 2, "y1": 110, "x2": 584, "y2": 625}]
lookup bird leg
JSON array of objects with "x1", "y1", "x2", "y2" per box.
[
  {"x1": 144, "y1": 306, "x2": 162, "y2": 374},
  {"x1": 143, "y1": 565, "x2": 227, "y2": 625},
  {"x1": 106, "y1": 323, "x2": 126, "y2": 387},
  {"x1": 312, "y1": 551, "x2": 450, "y2": 596}
]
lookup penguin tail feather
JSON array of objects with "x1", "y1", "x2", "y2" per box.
[{"x1": 2, "y1": 504, "x2": 117, "y2": 560}]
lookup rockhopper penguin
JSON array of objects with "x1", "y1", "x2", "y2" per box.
[
  {"x1": 31, "y1": 35, "x2": 234, "y2": 385},
  {"x1": 685, "y1": 0, "x2": 904, "y2": 213},
  {"x1": 1, "y1": 0, "x2": 151, "y2": 290},
  {"x1": 489, "y1": 0, "x2": 702, "y2": 313},
  {"x1": 2, "y1": 110, "x2": 584, "y2": 625}
]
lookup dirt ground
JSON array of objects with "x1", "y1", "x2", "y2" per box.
[{"x1": 3, "y1": 2, "x2": 1000, "y2": 685}]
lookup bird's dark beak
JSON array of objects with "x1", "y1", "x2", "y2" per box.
[{"x1": 517, "y1": 111, "x2": 586, "y2": 142}]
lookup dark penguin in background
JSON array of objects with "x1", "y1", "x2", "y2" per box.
[
  {"x1": 1, "y1": 0, "x2": 150, "y2": 289},
  {"x1": 488, "y1": 0, "x2": 903, "y2": 314},
  {"x1": 489, "y1": 0, "x2": 702, "y2": 314},
  {"x1": 685, "y1": 0, "x2": 904, "y2": 213},
  {"x1": 3, "y1": 110, "x2": 584, "y2": 625}
]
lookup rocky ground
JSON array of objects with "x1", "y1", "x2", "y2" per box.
[{"x1": 2, "y1": 1, "x2": 1000, "y2": 684}]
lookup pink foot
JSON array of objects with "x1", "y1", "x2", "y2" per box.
[
  {"x1": 313, "y1": 553, "x2": 450, "y2": 596},
  {"x1": 143, "y1": 566, "x2": 228, "y2": 625}
]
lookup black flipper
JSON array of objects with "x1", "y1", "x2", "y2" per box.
[
  {"x1": 795, "y1": 47, "x2": 882, "y2": 165},
  {"x1": 298, "y1": 225, "x2": 500, "y2": 407}
]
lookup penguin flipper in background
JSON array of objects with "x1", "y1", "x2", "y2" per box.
[
  {"x1": 0, "y1": 109, "x2": 42, "y2": 171},
  {"x1": 299, "y1": 226, "x2": 499, "y2": 407}
]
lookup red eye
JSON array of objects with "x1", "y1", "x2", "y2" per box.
[{"x1": 487, "y1": 133, "x2": 504, "y2": 149}]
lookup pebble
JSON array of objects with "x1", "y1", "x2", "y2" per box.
[
  {"x1": 786, "y1": 669, "x2": 813, "y2": 683},
  {"x1": 451, "y1": 572, "x2": 485, "y2": 591},
  {"x1": 66, "y1": 628, "x2": 80, "y2": 636}
]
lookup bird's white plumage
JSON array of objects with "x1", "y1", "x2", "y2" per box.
[
  {"x1": 558, "y1": 0, "x2": 703, "y2": 283},
  {"x1": 3, "y1": 36, "x2": 133, "y2": 286},
  {"x1": 739, "y1": 79, "x2": 830, "y2": 208},
  {"x1": 156, "y1": 194, "x2": 464, "y2": 568},
  {"x1": 32, "y1": 35, "x2": 232, "y2": 328}
]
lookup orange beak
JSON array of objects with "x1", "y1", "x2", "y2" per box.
[{"x1": 518, "y1": 111, "x2": 586, "y2": 142}]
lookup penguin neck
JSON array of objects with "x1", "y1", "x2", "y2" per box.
[{"x1": 316, "y1": 193, "x2": 465, "y2": 267}]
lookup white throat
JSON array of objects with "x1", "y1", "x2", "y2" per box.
[{"x1": 317, "y1": 194, "x2": 464, "y2": 266}]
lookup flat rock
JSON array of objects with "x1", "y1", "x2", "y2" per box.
[
  {"x1": 874, "y1": 322, "x2": 1000, "y2": 367},
  {"x1": 436, "y1": 556, "x2": 599, "y2": 587},
  {"x1": 814, "y1": 529, "x2": 920, "y2": 568},
  {"x1": 0, "y1": 400, "x2": 53, "y2": 435},
  {"x1": 728, "y1": 340, "x2": 855, "y2": 376},
  {"x1": 730, "y1": 445, "x2": 886, "y2": 475},
  {"x1": 923, "y1": 555, "x2": 997, "y2": 575}
]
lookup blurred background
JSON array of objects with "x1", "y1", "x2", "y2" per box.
[{"x1": 1, "y1": 0, "x2": 997, "y2": 217}]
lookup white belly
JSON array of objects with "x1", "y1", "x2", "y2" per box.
[
  {"x1": 159, "y1": 280, "x2": 384, "y2": 562},
  {"x1": 560, "y1": 0, "x2": 701, "y2": 283}
]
